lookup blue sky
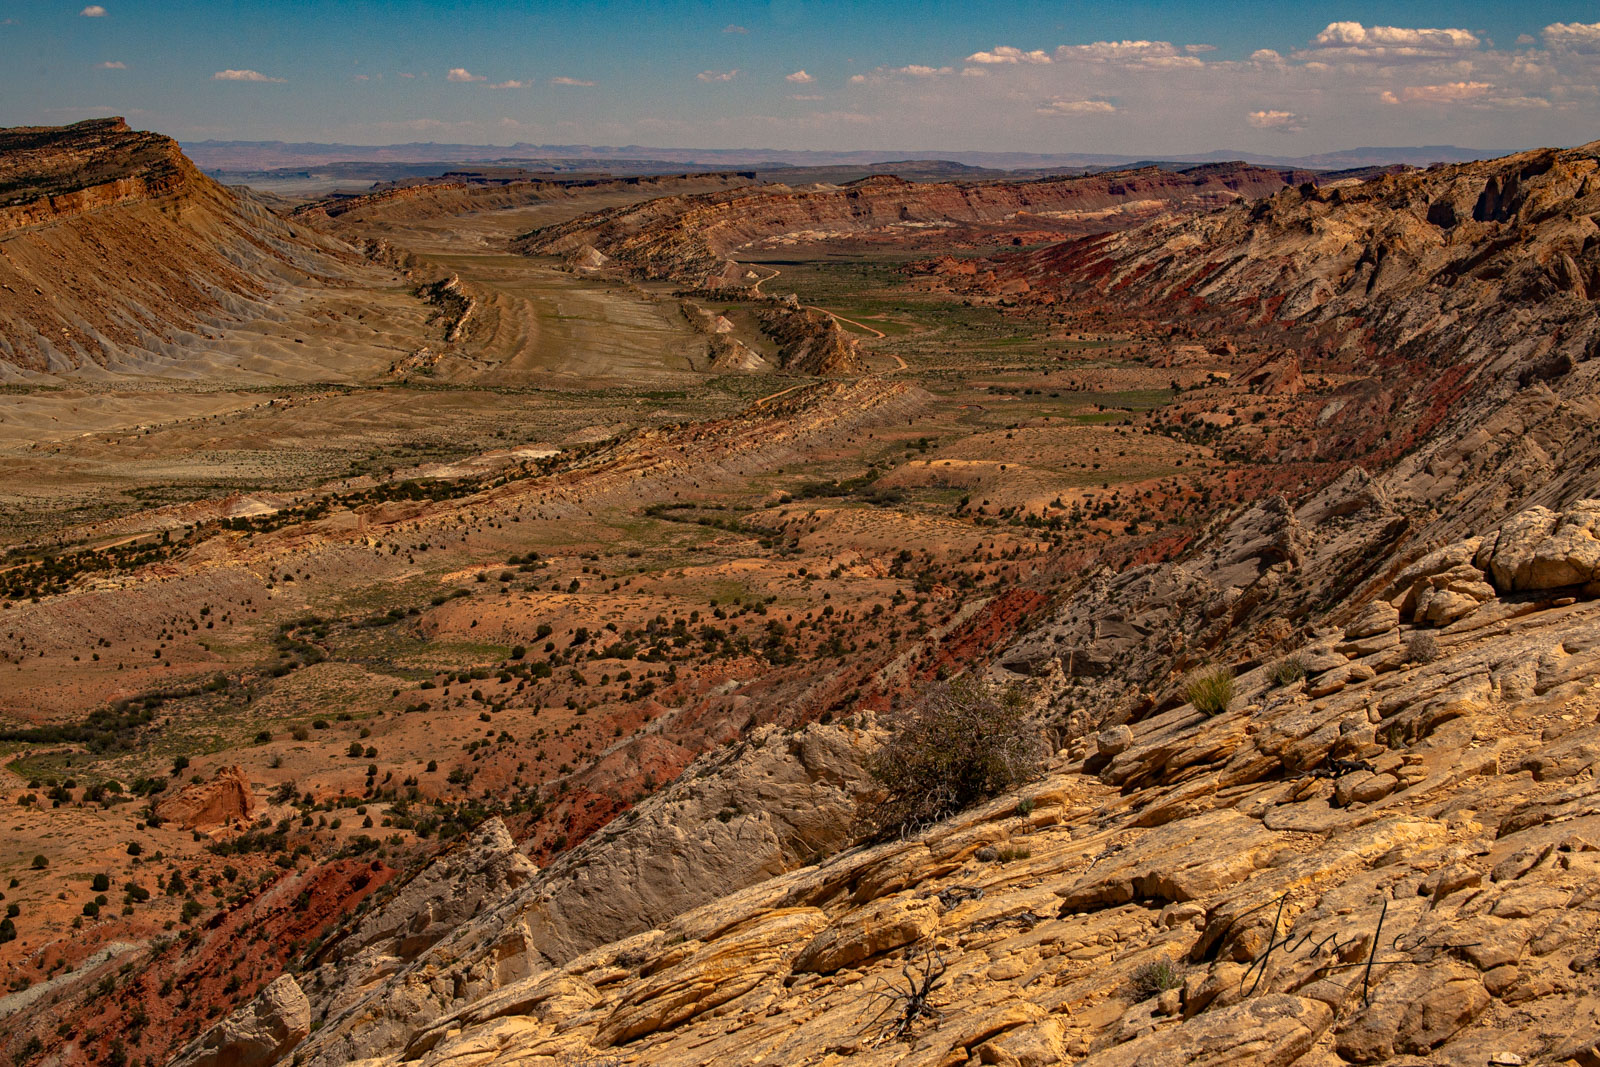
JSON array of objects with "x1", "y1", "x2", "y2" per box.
[{"x1": 3, "y1": 1, "x2": 1599, "y2": 152}]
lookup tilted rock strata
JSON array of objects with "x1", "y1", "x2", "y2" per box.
[
  {"x1": 757, "y1": 305, "x2": 866, "y2": 376},
  {"x1": 200, "y1": 577, "x2": 1600, "y2": 1065},
  {"x1": 280, "y1": 721, "x2": 878, "y2": 1066},
  {"x1": 929, "y1": 142, "x2": 1600, "y2": 530},
  {"x1": 516, "y1": 164, "x2": 1317, "y2": 287}
]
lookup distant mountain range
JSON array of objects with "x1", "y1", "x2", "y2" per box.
[{"x1": 182, "y1": 138, "x2": 1518, "y2": 174}]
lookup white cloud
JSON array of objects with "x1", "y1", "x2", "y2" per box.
[
  {"x1": 79, "y1": 5, "x2": 106, "y2": 16},
  {"x1": 697, "y1": 69, "x2": 739, "y2": 82},
  {"x1": 1303, "y1": 22, "x2": 1480, "y2": 59},
  {"x1": 722, "y1": 23, "x2": 747, "y2": 34},
  {"x1": 966, "y1": 45, "x2": 1052, "y2": 65},
  {"x1": 1185, "y1": 44, "x2": 1217, "y2": 54},
  {"x1": 1247, "y1": 109, "x2": 1305, "y2": 131},
  {"x1": 790, "y1": 93, "x2": 824, "y2": 100},
  {"x1": 1379, "y1": 81, "x2": 1493, "y2": 104},
  {"x1": 1380, "y1": 82, "x2": 1552, "y2": 109},
  {"x1": 1544, "y1": 21, "x2": 1600, "y2": 54},
  {"x1": 550, "y1": 76, "x2": 596, "y2": 87},
  {"x1": 848, "y1": 74, "x2": 866, "y2": 84},
  {"x1": 894, "y1": 64, "x2": 951, "y2": 76},
  {"x1": 398, "y1": 72, "x2": 416, "y2": 78},
  {"x1": 1054, "y1": 40, "x2": 1203, "y2": 69},
  {"x1": 1488, "y1": 95, "x2": 1554, "y2": 109},
  {"x1": 1037, "y1": 98, "x2": 1118, "y2": 115},
  {"x1": 1250, "y1": 49, "x2": 1284, "y2": 64},
  {"x1": 96, "y1": 60, "x2": 126, "y2": 69},
  {"x1": 786, "y1": 70, "x2": 815, "y2": 83},
  {"x1": 490, "y1": 79, "x2": 527, "y2": 89},
  {"x1": 447, "y1": 68, "x2": 485, "y2": 83},
  {"x1": 212, "y1": 69, "x2": 286, "y2": 83}
]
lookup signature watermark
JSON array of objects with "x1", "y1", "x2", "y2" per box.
[{"x1": 1228, "y1": 894, "x2": 1480, "y2": 1005}]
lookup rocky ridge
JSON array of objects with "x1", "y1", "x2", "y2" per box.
[
  {"x1": 927, "y1": 142, "x2": 1600, "y2": 525},
  {"x1": 292, "y1": 173, "x2": 753, "y2": 229},
  {"x1": 757, "y1": 303, "x2": 866, "y2": 376},
  {"x1": 515, "y1": 164, "x2": 1318, "y2": 288}
]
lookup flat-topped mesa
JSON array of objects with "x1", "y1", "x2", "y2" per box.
[
  {"x1": 0, "y1": 118, "x2": 373, "y2": 374},
  {"x1": 0, "y1": 117, "x2": 205, "y2": 231},
  {"x1": 513, "y1": 162, "x2": 1317, "y2": 288}
]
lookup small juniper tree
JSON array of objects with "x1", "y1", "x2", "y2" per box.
[{"x1": 864, "y1": 677, "x2": 1044, "y2": 839}]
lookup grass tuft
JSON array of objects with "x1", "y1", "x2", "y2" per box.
[
  {"x1": 1185, "y1": 667, "x2": 1235, "y2": 716},
  {"x1": 1128, "y1": 958, "x2": 1184, "y2": 1001},
  {"x1": 1267, "y1": 654, "x2": 1307, "y2": 687}
]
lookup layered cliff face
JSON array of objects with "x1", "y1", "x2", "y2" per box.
[
  {"x1": 0, "y1": 118, "x2": 379, "y2": 375},
  {"x1": 0, "y1": 118, "x2": 195, "y2": 220},
  {"x1": 514, "y1": 164, "x2": 1317, "y2": 287}
]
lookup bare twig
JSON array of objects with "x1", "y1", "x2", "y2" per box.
[{"x1": 861, "y1": 943, "x2": 948, "y2": 1045}]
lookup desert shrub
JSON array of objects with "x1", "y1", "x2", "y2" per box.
[
  {"x1": 863, "y1": 678, "x2": 1043, "y2": 839},
  {"x1": 1268, "y1": 654, "x2": 1307, "y2": 687},
  {"x1": 1128, "y1": 958, "x2": 1183, "y2": 1001},
  {"x1": 1406, "y1": 631, "x2": 1440, "y2": 664},
  {"x1": 1185, "y1": 667, "x2": 1235, "y2": 716}
]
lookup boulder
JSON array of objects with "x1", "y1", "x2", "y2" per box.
[
  {"x1": 1097, "y1": 725, "x2": 1135, "y2": 758},
  {"x1": 1471, "y1": 503, "x2": 1600, "y2": 593},
  {"x1": 1386, "y1": 538, "x2": 1482, "y2": 614},
  {"x1": 154, "y1": 766, "x2": 255, "y2": 832},
  {"x1": 1527, "y1": 509, "x2": 1600, "y2": 589},
  {"x1": 792, "y1": 894, "x2": 940, "y2": 973},
  {"x1": 1335, "y1": 968, "x2": 1488, "y2": 1061},
  {"x1": 1080, "y1": 994, "x2": 1331, "y2": 1066},
  {"x1": 1344, "y1": 602, "x2": 1400, "y2": 639},
  {"x1": 167, "y1": 975, "x2": 309, "y2": 1067}
]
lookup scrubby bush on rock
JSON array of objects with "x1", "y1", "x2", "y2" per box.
[{"x1": 863, "y1": 677, "x2": 1043, "y2": 839}]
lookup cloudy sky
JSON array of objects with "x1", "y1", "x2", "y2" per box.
[{"x1": 3, "y1": 0, "x2": 1599, "y2": 153}]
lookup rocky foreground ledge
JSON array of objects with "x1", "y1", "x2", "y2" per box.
[{"x1": 172, "y1": 507, "x2": 1600, "y2": 1067}]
